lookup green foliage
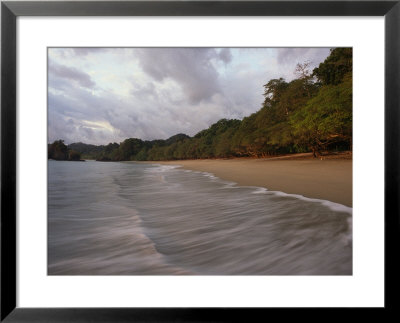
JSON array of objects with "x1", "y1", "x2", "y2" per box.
[
  {"x1": 48, "y1": 140, "x2": 69, "y2": 160},
  {"x1": 68, "y1": 142, "x2": 105, "y2": 158},
  {"x1": 313, "y1": 48, "x2": 352, "y2": 85},
  {"x1": 53, "y1": 48, "x2": 352, "y2": 161},
  {"x1": 135, "y1": 148, "x2": 149, "y2": 161},
  {"x1": 68, "y1": 150, "x2": 82, "y2": 161},
  {"x1": 48, "y1": 140, "x2": 83, "y2": 161},
  {"x1": 290, "y1": 72, "x2": 352, "y2": 156},
  {"x1": 118, "y1": 138, "x2": 144, "y2": 160},
  {"x1": 165, "y1": 133, "x2": 190, "y2": 145}
]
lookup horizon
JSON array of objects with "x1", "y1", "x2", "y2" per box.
[{"x1": 48, "y1": 132, "x2": 194, "y2": 146}]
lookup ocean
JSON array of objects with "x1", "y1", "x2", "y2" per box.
[{"x1": 48, "y1": 160, "x2": 352, "y2": 275}]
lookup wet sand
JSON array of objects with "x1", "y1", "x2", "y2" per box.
[{"x1": 155, "y1": 156, "x2": 352, "y2": 207}]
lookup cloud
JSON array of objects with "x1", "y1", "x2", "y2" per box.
[
  {"x1": 135, "y1": 48, "x2": 232, "y2": 104},
  {"x1": 276, "y1": 47, "x2": 331, "y2": 67},
  {"x1": 49, "y1": 61, "x2": 96, "y2": 88},
  {"x1": 218, "y1": 48, "x2": 233, "y2": 64},
  {"x1": 48, "y1": 47, "x2": 332, "y2": 145},
  {"x1": 71, "y1": 48, "x2": 110, "y2": 56}
]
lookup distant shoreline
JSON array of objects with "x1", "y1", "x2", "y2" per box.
[
  {"x1": 48, "y1": 159, "x2": 85, "y2": 162},
  {"x1": 150, "y1": 152, "x2": 352, "y2": 207}
]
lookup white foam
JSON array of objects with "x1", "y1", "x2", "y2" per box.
[
  {"x1": 221, "y1": 182, "x2": 239, "y2": 189},
  {"x1": 173, "y1": 166, "x2": 353, "y2": 215},
  {"x1": 251, "y1": 187, "x2": 269, "y2": 194},
  {"x1": 146, "y1": 164, "x2": 182, "y2": 173},
  {"x1": 268, "y1": 191, "x2": 352, "y2": 215},
  {"x1": 183, "y1": 169, "x2": 237, "y2": 187},
  {"x1": 201, "y1": 172, "x2": 217, "y2": 180}
]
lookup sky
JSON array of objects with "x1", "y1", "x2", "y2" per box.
[{"x1": 48, "y1": 47, "x2": 331, "y2": 145}]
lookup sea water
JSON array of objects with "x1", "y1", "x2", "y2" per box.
[{"x1": 48, "y1": 160, "x2": 352, "y2": 275}]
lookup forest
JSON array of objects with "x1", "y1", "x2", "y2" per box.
[
  {"x1": 48, "y1": 139, "x2": 83, "y2": 161},
  {"x1": 48, "y1": 48, "x2": 352, "y2": 161}
]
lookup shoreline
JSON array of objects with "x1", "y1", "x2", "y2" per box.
[{"x1": 151, "y1": 154, "x2": 352, "y2": 207}]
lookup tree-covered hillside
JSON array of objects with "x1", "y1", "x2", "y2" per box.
[
  {"x1": 50, "y1": 48, "x2": 352, "y2": 161},
  {"x1": 48, "y1": 140, "x2": 83, "y2": 161}
]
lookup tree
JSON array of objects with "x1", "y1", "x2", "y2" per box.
[
  {"x1": 48, "y1": 140, "x2": 68, "y2": 160},
  {"x1": 313, "y1": 48, "x2": 352, "y2": 85},
  {"x1": 57, "y1": 48, "x2": 352, "y2": 161},
  {"x1": 295, "y1": 60, "x2": 312, "y2": 80},
  {"x1": 290, "y1": 73, "x2": 352, "y2": 157},
  {"x1": 68, "y1": 150, "x2": 81, "y2": 161},
  {"x1": 118, "y1": 138, "x2": 144, "y2": 160},
  {"x1": 295, "y1": 60, "x2": 317, "y2": 98},
  {"x1": 262, "y1": 78, "x2": 288, "y2": 108}
]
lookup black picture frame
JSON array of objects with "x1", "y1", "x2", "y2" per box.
[{"x1": 1, "y1": 1, "x2": 399, "y2": 321}]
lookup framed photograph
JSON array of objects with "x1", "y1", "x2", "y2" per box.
[{"x1": 1, "y1": 0, "x2": 399, "y2": 321}]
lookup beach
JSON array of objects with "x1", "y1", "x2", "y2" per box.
[{"x1": 156, "y1": 154, "x2": 352, "y2": 207}]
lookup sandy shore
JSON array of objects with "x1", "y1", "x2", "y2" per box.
[{"x1": 155, "y1": 155, "x2": 352, "y2": 207}]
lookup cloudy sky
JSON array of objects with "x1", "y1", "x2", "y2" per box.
[{"x1": 48, "y1": 47, "x2": 331, "y2": 145}]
